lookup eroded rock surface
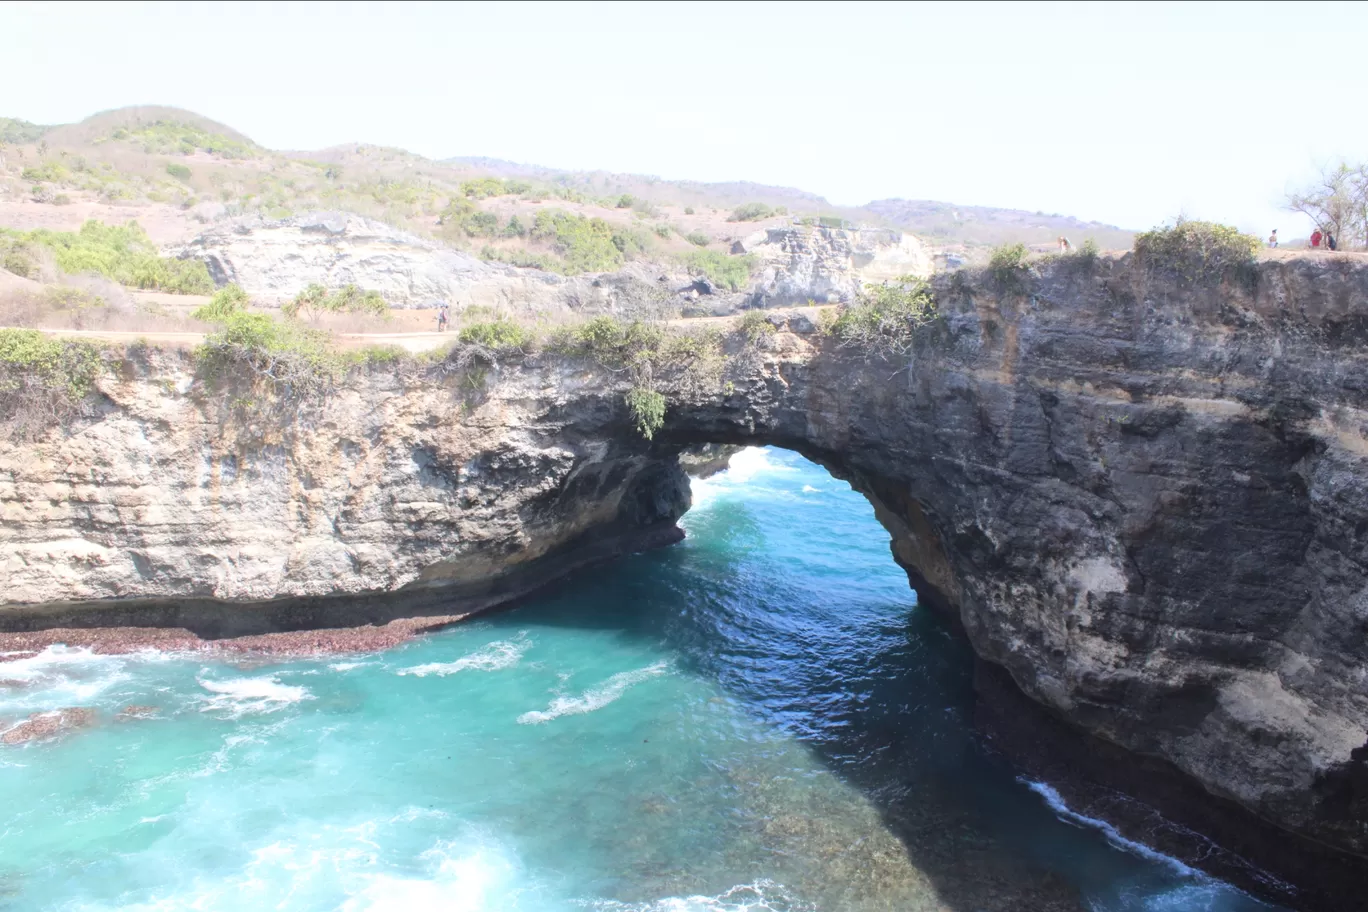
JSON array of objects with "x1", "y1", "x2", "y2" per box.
[
  {"x1": 1, "y1": 707, "x2": 97, "y2": 744},
  {"x1": 744, "y1": 224, "x2": 932, "y2": 307},
  {"x1": 3, "y1": 253, "x2": 1368, "y2": 893},
  {"x1": 172, "y1": 211, "x2": 574, "y2": 309}
]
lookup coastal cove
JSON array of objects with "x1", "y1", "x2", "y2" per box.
[
  {"x1": 0, "y1": 449, "x2": 1285, "y2": 912},
  {"x1": 5, "y1": 253, "x2": 1368, "y2": 909}
]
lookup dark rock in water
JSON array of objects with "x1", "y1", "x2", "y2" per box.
[
  {"x1": 677, "y1": 444, "x2": 743, "y2": 479},
  {"x1": 117, "y1": 705, "x2": 159, "y2": 720},
  {"x1": 1, "y1": 707, "x2": 97, "y2": 745}
]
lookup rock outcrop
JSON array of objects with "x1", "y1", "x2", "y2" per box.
[
  {"x1": 172, "y1": 211, "x2": 574, "y2": 310},
  {"x1": 3, "y1": 252, "x2": 1368, "y2": 905},
  {"x1": 743, "y1": 224, "x2": 932, "y2": 307},
  {"x1": 171, "y1": 213, "x2": 931, "y2": 315}
]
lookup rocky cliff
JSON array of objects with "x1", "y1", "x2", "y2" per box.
[
  {"x1": 3, "y1": 252, "x2": 1368, "y2": 906},
  {"x1": 172, "y1": 211, "x2": 575, "y2": 309},
  {"x1": 741, "y1": 224, "x2": 932, "y2": 307},
  {"x1": 171, "y1": 213, "x2": 931, "y2": 315}
]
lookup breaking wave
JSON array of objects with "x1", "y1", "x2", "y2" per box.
[
  {"x1": 398, "y1": 635, "x2": 531, "y2": 678},
  {"x1": 517, "y1": 661, "x2": 670, "y2": 725}
]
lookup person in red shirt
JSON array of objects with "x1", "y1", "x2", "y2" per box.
[{"x1": 1311, "y1": 229, "x2": 1323, "y2": 248}]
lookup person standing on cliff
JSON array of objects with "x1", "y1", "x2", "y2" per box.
[
  {"x1": 1326, "y1": 231, "x2": 1338, "y2": 251},
  {"x1": 1311, "y1": 228, "x2": 1323, "y2": 248},
  {"x1": 1058, "y1": 236, "x2": 1071, "y2": 253},
  {"x1": 436, "y1": 302, "x2": 450, "y2": 332},
  {"x1": 1268, "y1": 229, "x2": 1278, "y2": 248}
]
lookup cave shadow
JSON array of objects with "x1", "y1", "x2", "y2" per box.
[{"x1": 467, "y1": 448, "x2": 1278, "y2": 912}]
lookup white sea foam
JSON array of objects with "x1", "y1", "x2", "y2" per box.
[
  {"x1": 687, "y1": 447, "x2": 799, "y2": 512},
  {"x1": 0, "y1": 644, "x2": 140, "y2": 713},
  {"x1": 340, "y1": 842, "x2": 521, "y2": 912},
  {"x1": 63, "y1": 814, "x2": 533, "y2": 912},
  {"x1": 517, "y1": 661, "x2": 669, "y2": 725},
  {"x1": 198, "y1": 675, "x2": 313, "y2": 717},
  {"x1": 329, "y1": 660, "x2": 373, "y2": 672},
  {"x1": 583, "y1": 880, "x2": 805, "y2": 911},
  {"x1": 800, "y1": 484, "x2": 819, "y2": 493},
  {"x1": 399, "y1": 635, "x2": 531, "y2": 678},
  {"x1": 1021, "y1": 779, "x2": 1199, "y2": 877}
]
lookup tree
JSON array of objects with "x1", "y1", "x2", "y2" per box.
[{"x1": 1286, "y1": 162, "x2": 1368, "y2": 249}]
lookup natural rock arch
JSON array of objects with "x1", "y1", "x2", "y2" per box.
[{"x1": 4, "y1": 255, "x2": 1368, "y2": 903}]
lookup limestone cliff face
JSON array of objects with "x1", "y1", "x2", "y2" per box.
[
  {"x1": 3, "y1": 253, "x2": 1368, "y2": 887},
  {"x1": 743, "y1": 225, "x2": 933, "y2": 307}
]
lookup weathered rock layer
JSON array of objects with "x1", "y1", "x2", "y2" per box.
[{"x1": 3, "y1": 253, "x2": 1368, "y2": 904}]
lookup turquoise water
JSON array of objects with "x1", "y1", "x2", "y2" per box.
[{"x1": 0, "y1": 448, "x2": 1284, "y2": 912}]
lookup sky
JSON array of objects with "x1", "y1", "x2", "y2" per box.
[{"x1": 2, "y1": 0, "x2": 1365, "y2": 237}]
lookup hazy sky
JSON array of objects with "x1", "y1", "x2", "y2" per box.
[{"x1": 2, "y1": 1, "x2": 1364, "y2": 236}]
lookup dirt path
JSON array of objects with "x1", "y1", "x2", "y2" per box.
[
  {"x1": 2, "y1": 307, "x2": 831, "y2": 354},
  {"x1": 1, "y1": 327, "x2": 462, "y2": 353}
]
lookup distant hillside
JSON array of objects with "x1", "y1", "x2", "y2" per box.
[
  {"x1": 444, "y1": 156, "x2": 833, "y2": 212},
  {"x1": 1, "y1": 105, "x2": 1135, "y2": 278},
  {"x1": 0, "y1": 118, "x2": 50, "y2": 144},
  {"x1": 865, "y1": 199, "x2": 1134, "y2": 249}
]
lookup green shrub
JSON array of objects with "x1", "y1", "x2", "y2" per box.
[
  {"x1": 683, "y1": 250, "x2": 755, "y2": 291},
  {"x1": 282, "y1": 283, "x2": 389, "y2": 321},
  {"x1": 440, "y1": 199, "x2": 502, "y2": 238},
  {"x1": 0, "y1": 328, "x2": 106, "y2": 439},
  {"x1": 191, "y1": 283, "x2": 250, "y2": 322},
  {"x1": 739, "y1": 309, "x2": 776, "y2": 341},
  {"x1": 654, "y1": 224, "x2": 673, "y2": 239},
  {"x1": 685, "y1": 231, "x2": 710, "y2": 247},
  {"x1": 728, "y1": 202, "x2": 773, "y2": 222},
  {"x1": 684, "y1": 206, "x2": 695, "y2": 215},
  {"x1": 194, "y1": 311, "x2": 343, "y2": 398},
  {"x1": 53, "y1": 194, "x2": 72, "y2": 206},
  {"x1": 610, "y1": 226, "x2": 654, "y2": 258},
  {"x1": 616, "y1": 194, "x2": 635, "y2": 209},
  {"x1": 0, "y1": 117, "x2": 48, "y2": 144},
  {"x1": 556, "y1": 316, "x2": 664, "y2": 371},
  {"x1": 824, "y1": 275, "x2": 936, "y2": 358},
  {"x1": 458, "y1": 319, "x2": 531, "y2": 349},
  {"x1": 44, "y1": 286, "x2": 108, "y2": 311},
  {"x1": 625, "y1": 386, "x2": 666, "y2": 439},
  {"x1": 21, "y1": 162, "x2": 70, "y2": 184},
  {"x1": 1133, "y1": 219, "x2": 1259, "y2": 286},
  {"x1": 0, "y1": 220, "x2": 213, "y2": 293},
  {"x1": 116, "y1": 121, "x2": 257, "y2": 159},
  {"x1": 2, "y1": 243, "x2": 36, "y2": 278},
  {"x1": 503, "y1": 215, "x2": 527, "y2": 238},
  {"x1": 987, "y1": 243, "x2": 1030, "y2": 290},
  {"x1": 480, "y1": 246, "x2": 563, "y2": 272},
  {"x1": 165, "y1": 163, "x2": 192, "y2": 181},
  {"x1": 530, "y1": 209, "x2": 623, "y2": 273},
  {"x1": 818, "y1": 215, "x2": 847, "y2": 229},
  {"x1": 361, "y1": 345, "x2": 406, "y2": 365},
  {"x1": 460, "y1": 177, "x2": 507, "y2": 200}
]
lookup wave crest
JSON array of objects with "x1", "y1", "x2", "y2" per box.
[
  {"x1": 398, "y1": 635, "x2": 531, "y2": 678},
  {"x1": 517, "y1": 661, "x2": 670, "y2": 725}
]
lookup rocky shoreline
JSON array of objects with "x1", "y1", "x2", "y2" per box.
[{"x1": 0, "y1": 613, "x2": 472, "y2": 664}]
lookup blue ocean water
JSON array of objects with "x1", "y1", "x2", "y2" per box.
[{"x1": 0, "y1": 447, "x2": 1284, "y2": 912}]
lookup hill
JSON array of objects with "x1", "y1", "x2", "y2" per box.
[
  {"x1": 0, "y1": 105, "x2": 1134, "y2": 276},
  {"x1": 864, "y1": 199, "x2": 1135, "y2": 249}
]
